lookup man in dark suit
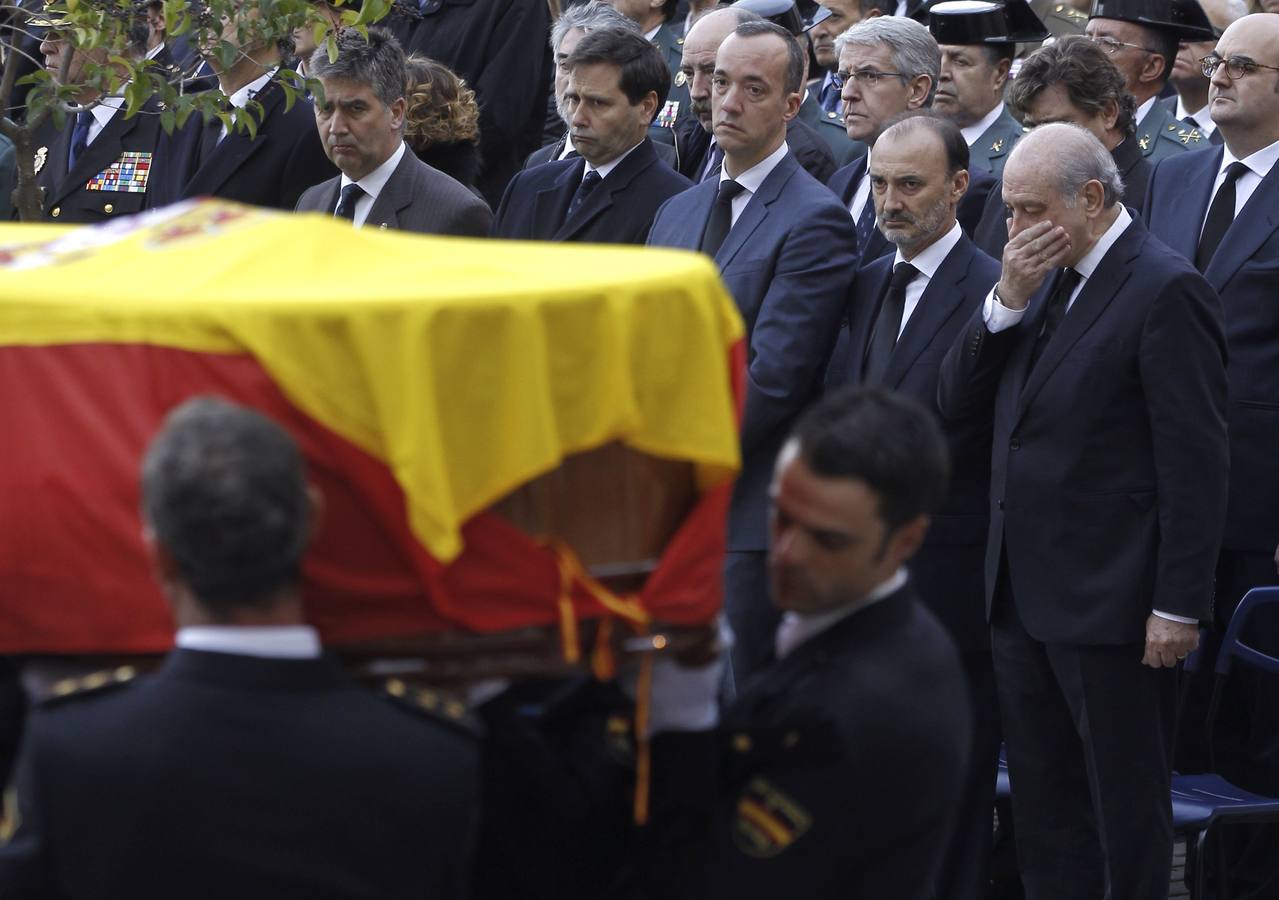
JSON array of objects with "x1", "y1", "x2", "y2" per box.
[
  {"x1": 494, "y1": 29, "x2": 689, "y2": 243},
  {"x1": 28, "y1": 12, "x2": 165, "y2": 221},
  {"x1": 150, "y1": 15, "x2": 335, "y2": 210},
  {"x1": 1143, "y1": 16, "x2": 1279, "y2": 896},
  {"x1": 973, "y1": 35, "x2": 1151, "y2": 257},
  {"x1": 295, "y1": 29, "x2": 491, "y2": 235},
  {"x1": 648, "y1": 19, "x2": 857, "y2": 681},
  {"x1": 0, "y1": 397, "x2": 480, "y2": 900},
  {"x1": 672, "y1": 6, "x2": 836, "y2": 184},
  {"x1": 641, "y1": 386, "x2": 972, "y2": 899},
  {"x1": 825, "y1": 114, "x2": 1000, "y2": 900},
  {"x1": 939, "y1": 123, "x2": 1229, "y2": 900}
]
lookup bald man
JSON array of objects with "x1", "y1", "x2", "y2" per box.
[{"x1": 940, "y1": 124, "x2": 1228, "y2": 900}]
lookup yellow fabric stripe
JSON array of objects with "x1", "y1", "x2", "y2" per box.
[
  {"x1": 738, "y1": 798, "x2": 793, "y2": 846},
  {"x1": 0, "y1": 201, "x2": 744, "y2": 562}
]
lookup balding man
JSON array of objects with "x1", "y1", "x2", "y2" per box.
[
  {"x1": 1085, "y1": 0, "x2": 1212, "y2": 160},
  {"x1": 1161, "y1": 0, "x2": 1248, "y2": 146},
  {"x1": 1143, "y1": 15, "x2": 1279, "y2": 896},
  {"x1": 939, "y1": 123, "x2": 1228, "y2": 900},
  {"x1": 671, "y1": 6, "x2": 837, "y2": 183}
]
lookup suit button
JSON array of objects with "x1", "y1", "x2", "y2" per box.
[
  {"x1": 1009, "y1": 438, "x2": 1021, "y2": 450},
  {"x1": 50, "y1": 207, "x2": 60, "y2": 218},
  {"x1": 997, "y1": 499, "x2": 1005, "y2": 510},
  {"x1": 732, "y1": 734, "x2": 752, "y2": 753},
  {"x1": 103, "y1": 203, "x2": 114, "y2": 214}
]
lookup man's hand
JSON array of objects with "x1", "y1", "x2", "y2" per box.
[
  {"x1": 996, "y1": 219, "x2": 1073, "y2": 309},
  {"x1": 1142, "y1": 615, "x2": 1200, "y2": 668}
]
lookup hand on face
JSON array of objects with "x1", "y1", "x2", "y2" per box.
[{"x1": 996, "y1": 219, "x2": 1072, "y2": 309}]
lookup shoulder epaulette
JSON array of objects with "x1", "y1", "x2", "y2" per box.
[
  {"x1": 381, "y1": 678, "x2": 482, "y2": 737},
  {"x1": 41, "y1": 665, "x2": 138, "y2": 705}
]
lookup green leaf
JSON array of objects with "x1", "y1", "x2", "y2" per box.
[{"x1": 159, "y1": 105, "x2": 176, "y2": 133}]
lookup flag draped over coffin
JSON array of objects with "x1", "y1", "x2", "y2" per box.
[{"x1": 0, "y1": 201, "x2": 745, "y2": 654}]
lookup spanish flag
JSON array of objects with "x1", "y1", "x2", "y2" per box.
[{"x1": 0, "y1": 201, "x2": 744, "y2": 654}]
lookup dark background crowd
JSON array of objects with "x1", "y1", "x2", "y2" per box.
[{"x1": 1, "y1": 0, "x2": 1279, "y2": 897}]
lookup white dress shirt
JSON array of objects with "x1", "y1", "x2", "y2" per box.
[
  {"x1": 775, "y1": 568, "x2": 908, "y2": 660},
  {"x1": 849, "y1": 149, "x2": 873, "y2": 222},
  {"x1": 980, "y1": 205, "x2": 1193, "y2": 625},
  {"x1": 960, "y1": 102, "x2": 1007, "y2": 148},
  {"x1": 175, "y1": 625, "x2": 322, "y2": 658},
  {"x1": 584, "y1": 139, "x2": 643, "y2": 182},
  {"x1": 82, "y1": 96, "x2": 124, "y2": 148},
  {"x1": 893, "y1": 221, "x2": 963, "y2": 338},
  {"x1": 340, "y1": 141, "x2": 406, "y2": 227},
  {"x1": 1134, "y1": 96, "x2": 1158, "y2": 131},
  {"x1": 719, "y1": 139, "x2": 789, "y2": 227},
  {"x1": 1201, "y1": 137, "x2": 1279, "y2": 232},
  {"x1": 219, "y1": 68, "x2": 276, "y2": 141}
]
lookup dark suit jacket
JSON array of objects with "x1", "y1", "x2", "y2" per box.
[
  {"x1": 296, "y1": 147, "x2": 492, "y2": 236},
  {"x1": 33, "y1": 98, "x2": 166, "y2": 222},
  {"x1": 1143, "y1": 147, "x2": 1279, "y2": 552},
  {"x1": 829, "y1": 155, "x2": 997, "y2": 265},
  {"x1": 523, "y1": 133, "x2": 678, "y2": 171},
  {"x1": 973, "y1": 137, "x2": 1151, "y2": 258},
  {"x1": 648, "y1": 151, "x2": 858, "y2": 550},
  {"x1": 826, "y1": 234, "x2": 1000, "y2": 650},
  {"x1": 0, "y1": 649, "x2": 479, "y2": 899},
  {"x1": 494, "y1": 139, "x2": 690, "y2": 244},
  {"x1": 937, "y1": 214, "x2": 1229, "y2": 644},
  {"x1": 650, "y1": 585, "x2": 972, "y2": 899},
  {"x1": 152, "y1": 79, "x2": 337, "y2": 211},
  {"x1": 670, "y1": 116, "x2": 837, "y2": 185}
]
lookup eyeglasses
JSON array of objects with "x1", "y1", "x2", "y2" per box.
[
  {"x1": 1087, "y1": 34, "x2": 1157, "y2": 55},
  {"x1": 1200, "y1": 53, "x2": 1279, "y2": 79},
  {"x1": 831, "y1": 68, "x2": 908, "y2": 91}
]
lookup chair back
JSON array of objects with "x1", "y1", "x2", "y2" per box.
[{"x1": 1213, "y1": 586, "x2": 1279, "y2": 678}]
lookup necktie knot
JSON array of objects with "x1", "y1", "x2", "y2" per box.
[
  {"x1": 716, "y1": 179, "x2": 745, "y2": 206},
  {"x1": 334, "y1": 182, "x2": 366, "y2": 220},
  {"x1": 890, "y1": 261, "x2": 918, "y2": 291},
  {"x1": 1222, "y1": 161, "x2": 1249, "y2": 184},
  {"x1": 565, "y1": 168, "x2": 602, "y2": 221}
]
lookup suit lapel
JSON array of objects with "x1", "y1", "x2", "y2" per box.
[
  {"x1": 1158, "y1": 145, "x2": 1221, "y2": 261},
  {"x1": 363, "y1": 150, "x2": 416, "y2": 229},
  {"x1": 881, "y1": 237, "x2": 974, "y2": 388},
  {"x1": 186, "y1": 81, "x2": 283, "y2": 195},
  {"x1": 1204, "y1": 161, "x2": 1279, "y2": 290},
  {"x1": 844, "y1": 262, "x2": 892, "y2": 383},
  {"x1": 554, "y1": 141, "x2": 656, "y2": 241},
  {"x1": 533, "y1": 159, "x2": 583, "y2": 240},
  {"x1": 838, "y1": 157, "x2": 865, "y2": 206},
  {"x1": 1015, "y1": 220, "x2": 1142, "y2": 418},
  {"x1": 716, "y1": 153, "x2": 797, "y2": 268}
]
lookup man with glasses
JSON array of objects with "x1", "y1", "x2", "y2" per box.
[
  {"x1": 1160, "y1": 0, "x2": 1247, "y2": 146},
  {"x1": 826, "y1": 16, "x2": 995, "y2": 262},
  {"x1": 1084, "y1": 0, "x2": 1214, "y2": 161},
  {"x1": 1143, "y1": 14, "x2": 1279, "y2": 898}
]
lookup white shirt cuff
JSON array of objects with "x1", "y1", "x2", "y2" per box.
[
  {"x1": 982, "y1": 287, "x2": 1027, "y2": 333},
  {"x1": 1152, "y1": 609, "x2": 1199, "y2": 624}
]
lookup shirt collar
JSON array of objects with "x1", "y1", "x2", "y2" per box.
[
  {"x1": 589, "y1": 139, "x2": 643, "y2": 181},
  {"x1": 89, "y1": 95, "x2": 124, "y2": 129},
  {"x1": 1135, "y1": 95, "x2": 1158, "y2": 129},
  {"x1": 227, "y1": 68, "x2": 276, "y2": 109},
  {"x1": 894, "y1": 220, "x2": 962, "y2": 275},
  {"x1": 144, "y1": 43, "x2": 165, "y2": 61},
  {"x1": 643, "y1": 24, "x2": 661, "y2": 41},
  {"x1": 774, "y1": 568, "x2": 908, "y2": 660},
  {"x1": 1174, "y1": 95, "x2": 1215, "y2": 133},
  {"x1": 959, "y1": 102, "x2": 1006, "y2": 147},
  {"x1": 341, "y1": 140, "x2": 406, "y2": 200},
  {"x1": 1221, "y1": 136, "x2": 1279, "y2": 182},
  {"x1": 1073, "y1": 205, "x2": 1132, "y2": 281},
  {"x1": 720, "y1": 140, "x2": 789, "y2": 195},
  {"x1": 175, "y1": 625, "x2": 322, "y2": 659}
]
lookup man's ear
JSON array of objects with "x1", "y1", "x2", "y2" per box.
[
  {"x1": 782, "y1": 90, "x2": 802, "y2": 122},
  {"x1": 639, "y1": 89, "x2": 659, "y2": 125},
  {"x1": 907, "y1": 74, "x2": 932, "y2": 109},
  {"x1": 886, "y1": 514, "x2": 930, "y2": 567},
  {"x1": 951, "y1": 168, "x2": 970, "y2": 205},
  {"x1": 389, "y1": 96, "x2": 408, "y2": 131}
]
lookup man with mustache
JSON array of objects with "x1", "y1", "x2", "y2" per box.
[
  {"x1": 296, "y1": 28, "x2": 491, "y2": 235},
  {"x1": 825, "y1": 111, "x2": 1002, "y2": 900}
]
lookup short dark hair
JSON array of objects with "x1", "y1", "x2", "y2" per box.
[
  {"x1": 791, "y1": 387, "x2": 950, "y2": 533},
  {"x1": 1010, "y1": 35, "x2": 1137, "y2": 137},
  {"x1": 880, "y1": 109, "x2": 969, "y2": 174},
  {"x1": 1145, "y1": 27, "x2": 1179, "y2": 88},
  {"x1": 309, "y1": 27, "x2": 407, "y2": 109},
  {"x1": 982, "y1": 43, "x2": 1016, "y2": 67},
  {"x1": 141, "y1": 397, "x2": 312, "y2": 614},
  {"x1": 733, "y1": 19, "x2": 804, "y2": 95},
  {"x1": 566, "y1": 25, "x2": 671, "y2": 108}
]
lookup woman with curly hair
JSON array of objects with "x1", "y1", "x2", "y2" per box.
[{"x1": 403, "y1": 55, "x2": 484, "y2": 193}]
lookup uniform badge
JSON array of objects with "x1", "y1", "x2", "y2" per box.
[
  {"x1": 1167, "y1": 123, "x2": 1178, "y2": 132},
  {"x1": 1181, "y1": 128, "x2": 1201, "y2": 145},
  {"x1": 656, "y1": 100, "x2": 680, "y2": 128},
  {"x1": 85, "y1": 151, "x2": 152, "y2": 193},
  {"x1": 1139, "y1": 135, "x2": 1151, "y2": 151},
  {"x1": 33, "y1": 146, "x2": 47, "y2": 175},
  {"x1": 732, "y1": 777, "x2": 812, "y2": 858},
  {"x1": 674, "y1": 70, "x2": 688, "y2": 88},
  {"x1": 991, "y1": 138, "x2": 1005, "y2": 154}
]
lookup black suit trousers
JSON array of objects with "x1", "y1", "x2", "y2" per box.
[{"x1": 992, "y1": 572, "x2": 1178, "y2": 900}]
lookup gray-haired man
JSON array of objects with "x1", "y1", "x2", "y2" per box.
[{"x1": 295, "y1": 28, "x2": 492, "y2": 236}]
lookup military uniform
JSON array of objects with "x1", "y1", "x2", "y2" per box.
[
  {"x1": 967, "y1": 105, "x2": 1028, "y2": 176},
  {"x1": 30, "y1": 96, "x2": 166, "y2": 223},
  {"x1": 796, "y1": 91, "x2": 867, "y2": 169},
  {"x1": 1134, "y1": 96, "x2": 1208, "y2": 162},
  {"x1": 651, "y1": 20, "x2": 691, "y2": 134}
]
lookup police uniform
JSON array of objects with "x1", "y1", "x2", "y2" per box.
[
  {"x1": 796, "y1": 91, "x2": 867, "y2": 168},
  {"x1": 651, "y1": 19, "x2": 691, "y2": 136},
  {"x1": 30, "y1": 96, "x2": 166, "y2": 223},
  {"x1": 967, "y1": 108, "x2": 1028, "y2": 176},
  {"x1": 1134, "y1": 94, "x2": 1207, "y2": 162}
]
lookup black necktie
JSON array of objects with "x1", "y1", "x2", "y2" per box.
[
  {"x1": 566, "y1": 169, "x2": 602, "y2": 221},
  {"x1": 1195, "y1": 161, "x2": 1249, "y2": 271},
  {"x1": 1028, "y1": 267, "x2": 1082, "y2": 373},
  {"x1": 699, "y1": 179, "x2": 746, "y2": 258},
  {"x1": 700, "y1": 143, "x2": 724, "y2": 183},
  {"x1": 862, "y1": 262, "x2": 918, "y2": 381},
  {"x1": 334, "y1": 183, "x2": 365, "y2": 220},
  {"x1": 67, "y1": 111, "x2": 93, "y2": 172}
]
